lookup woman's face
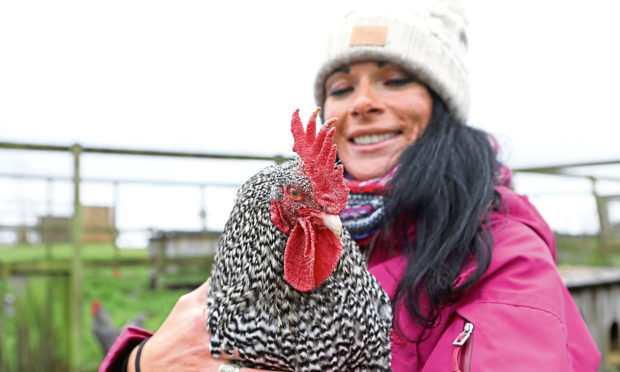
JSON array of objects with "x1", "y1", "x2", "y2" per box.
[{"x1": 323, "y1": 62, "x2": 433, "y2": 180}]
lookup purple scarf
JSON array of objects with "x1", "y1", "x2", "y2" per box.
[{"x1": 340, "y1": 168, "x2": 397, "y2": 242}]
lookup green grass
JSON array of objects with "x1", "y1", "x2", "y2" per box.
[
  {"x1": 555, "y1": 234, "x2": 620, "y2": 266},
  {"x1": 0, "y1": 242, "x2": 147, "y2": 263},
  {"x1": 82, "y1": 265, "x2": 191, "y2": 370},
  {"x1": 1, "y1": 236, "x2": 618, "y2": 371},
  {"x1": 0, "y1": 243, "x2": 210, "y2": 371}
]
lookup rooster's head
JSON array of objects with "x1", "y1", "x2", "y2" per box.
[{"x1": 270, "y1": 108, "x2": 349, "y2": 292}]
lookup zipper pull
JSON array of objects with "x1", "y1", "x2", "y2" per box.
[
  {"x1": 453, "y1": 322, "x2": 475, "y2": 372},
  {"x1": 453, "y1": 322, "x2": 474, "y2": 346}
]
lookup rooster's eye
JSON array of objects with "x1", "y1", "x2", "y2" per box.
[{"x1": 288, "y1": 187, "x2": 302, "y2": 201}]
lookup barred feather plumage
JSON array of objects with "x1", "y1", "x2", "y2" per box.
[{"x1": 206, "y1": 159, "x2": 392, "y2": 371}]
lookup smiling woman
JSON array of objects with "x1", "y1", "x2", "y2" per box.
[
  {"x1": 310, "y1": 3, "x2": 600, "y2": 371},
  {"x1": 324, "y1": 62, "x2": 432, "y2": 180}
]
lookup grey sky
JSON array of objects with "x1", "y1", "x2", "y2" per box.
[{"x1": 1, "y1": 0, "x2": 619, "y2": 243}]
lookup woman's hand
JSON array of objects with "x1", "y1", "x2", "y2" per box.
[{"x1": 126, "y1": 279, "x2": 267, "y2": 372}]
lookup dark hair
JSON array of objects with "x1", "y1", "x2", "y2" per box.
[{"x1": 383, "y1": 91, "x2": 501, "y2": 341}]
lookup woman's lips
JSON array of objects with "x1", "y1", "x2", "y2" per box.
[
  {"x1": 348, "y1": 131, "x2": 402, "y2": 152},
  {"x1": 351, "y1": 131, "x2": 400, "y2": 145}
]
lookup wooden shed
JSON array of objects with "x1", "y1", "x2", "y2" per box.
[
  {"x1": 147, "y1": 230, "x2": 220, "y2": 259},
  {"x1": 38, "y1": 216, "x2": 71, "y2": 243},
  {"x1": 560, "y1": 266, "x2": 620, "y2": 372},
  {"x1": 81, "y1": 206, "x2": 115, "y2": 243},
  {"x1": 147, "y1": 230, "x2": 221, "y2": 288},
  {"x1": 37, "y1": 206, "x2": 115, "y2": 244}
]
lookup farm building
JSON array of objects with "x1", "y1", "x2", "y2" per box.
[{"x1": 561, "y1": 266, "x2": 620, "y2": 371}]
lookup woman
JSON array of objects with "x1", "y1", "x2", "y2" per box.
[{"x1": 101, "y1": 4, "x2": 601, "y2": 371}]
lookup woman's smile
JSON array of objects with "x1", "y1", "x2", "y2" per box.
[
  {"x1": 350, "y1": 131, "x2": 401, "y2": 146},
  {"x1": 323, "y1": 62, "x2": 433, "y2": 180}
]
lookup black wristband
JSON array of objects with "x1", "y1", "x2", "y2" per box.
[
  {"x1": 121, "y1": 351, "x2": 130, "y2": 372},
  {"x1": 134, "y1": 338, "x2": 149, "y2": 372}
]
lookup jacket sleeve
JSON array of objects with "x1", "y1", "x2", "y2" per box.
[{"x1": 98, "y1": 327, "x2": 153, "y2": 372}]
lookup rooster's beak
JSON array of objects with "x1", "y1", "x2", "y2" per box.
[{"x1": 320, "y1": 213, "x2": 343, "y2": 238}]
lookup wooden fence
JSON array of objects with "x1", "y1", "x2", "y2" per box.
[
  {"x1": 562, "y1": 266, "x2": 620, "y2": 372},
  {"x1": 514, "y1": 160, "x2": 620, "y2": 248},
  {"x1": 0, "y1": 141, "x2": 285, "y2": 372}
]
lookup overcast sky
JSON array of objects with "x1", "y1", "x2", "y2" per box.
[{"x1": 1, "y1": 0, "x2": 619, "y2": 243}]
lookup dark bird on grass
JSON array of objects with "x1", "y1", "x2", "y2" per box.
[
  {"x1": 206, "y1": 109, "x2": 392, "y2": 371},
  {"x1": 91, "y1": 299, "x2": 150, "y2": 355}
]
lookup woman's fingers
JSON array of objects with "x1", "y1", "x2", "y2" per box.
[{"x1": 132, "y1": 276, "x2": 283, "y2": 372}]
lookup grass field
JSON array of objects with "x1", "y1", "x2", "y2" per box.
[
  {"x1": 555, "y1": 234, "x2": 620, "y2": 267},
  {"x1": 1, "y1": 236, "x2": 619, "y2": 371},
  {"x1": 0, "y1": 242, "x2": 147, "y2": 263},
  {"x1": 0, "y1": 243, "x2": 210, "y2": 371}
]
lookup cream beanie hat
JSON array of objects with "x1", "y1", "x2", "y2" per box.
[{"x1": 313, "y1": 1, "x2": 470, "y2": 123}]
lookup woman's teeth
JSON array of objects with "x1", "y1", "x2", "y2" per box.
[{"x1": 352, "y1": 132, "x2": 399, "y2": 145}]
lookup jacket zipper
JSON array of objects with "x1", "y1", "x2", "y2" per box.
[{"x1": 452, "y1": 322, "x2": 474, "y2": 372}]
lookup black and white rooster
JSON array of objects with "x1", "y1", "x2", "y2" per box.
[{"x1": 206, "y1": 109, "x2": 392, "y2": 371}]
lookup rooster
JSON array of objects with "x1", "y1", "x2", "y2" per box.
[
  {"x1": 91, "y1": 299, "x2": 150, "y2": 355},
  {"x1": 206, "y1": 109, "x2": 392, "y2": 371}
]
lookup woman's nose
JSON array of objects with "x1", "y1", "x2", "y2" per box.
[{"x1": 350, "y1": 82, "x2": 383, "y2": 119}]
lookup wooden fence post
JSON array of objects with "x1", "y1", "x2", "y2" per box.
[
  {"x1": 200, "y1": 184, "x2": 207, "y2": 231},
  {"x1": 45, "y1": 177, "x2": 54, "y2": 260},
  {"x1": 591, "y1": 177, "x2": 611, "y2": 250},
  {"x1": 0, "y1": 263, "x2": 7, "y2": 372},
  {"x1": 113, "y1": 181, "x2": 120, "y2": 267},
  {"x1": 69, "y1": 144, "x2": 84, "y2": 372}
]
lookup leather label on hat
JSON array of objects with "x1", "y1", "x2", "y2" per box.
[{"x1": 350, "y1": 25, "x2": 388, "y2": 46}]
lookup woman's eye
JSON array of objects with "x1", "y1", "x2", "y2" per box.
[
  {"x1": 328, "y1": 86, "x2": 353, "y2": 97},
  {"x1": 385, "y1": 77, "x2": 413, "y2": 87},
  {"x1": 289, "y1": 187, "x2": 302, "y2": 200}
]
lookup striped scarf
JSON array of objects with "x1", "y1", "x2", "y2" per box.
[{"x1": 340, "y1": 168, "x2": 397, "y2": 242}]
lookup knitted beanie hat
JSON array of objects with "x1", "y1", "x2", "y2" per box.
[{"x1": 313, "y1": 1, "x2": 470, "y2": 123}]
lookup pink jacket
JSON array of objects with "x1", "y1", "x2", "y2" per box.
[
  {"x1": 99, "y1": 327, "x2": 152, "y2": 372},
  {"x1": 101, "y1": 186, "x2": 600, "y2": 371},
  {"x1": 368, "y1": 186, "x2": 600, "y2": 371}
]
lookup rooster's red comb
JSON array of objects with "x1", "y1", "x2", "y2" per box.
[
  {"x1": 90, "y1": 299, "x2": 101, "y2": 317},
  {"x1": 290, "y1": 108, "x2": 348, "y2": 214}
]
